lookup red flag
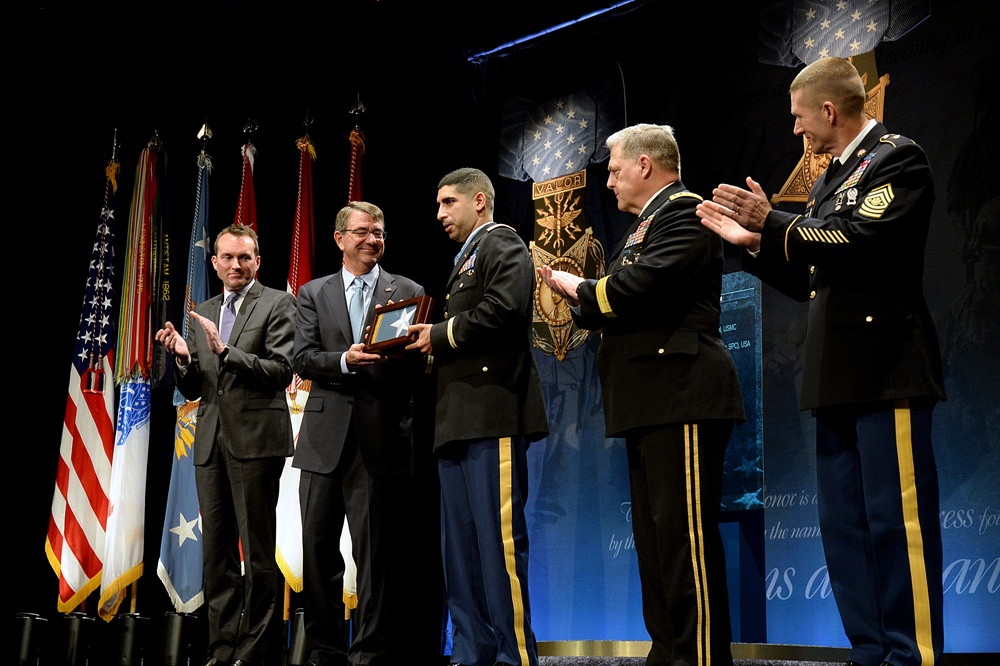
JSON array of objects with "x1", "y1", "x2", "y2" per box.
[
  {"x1": 278, "y1": 134, "x2": 317, "y2": 594},
  {"x1": 46, "y1": 154, "x2": 119, "y2": 612},
  {"x1": 233, "y1": 142, "x2": 258, "y2": 231},
  {"x1": 287, "y1": 135, "x2": 316, "y2": 297}
]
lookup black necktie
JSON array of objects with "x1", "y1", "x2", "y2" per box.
[{"x1": 824, "y1": 158, "x2": 842, "y2": 184}]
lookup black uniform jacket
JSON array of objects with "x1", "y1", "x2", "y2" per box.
[
  {"x1": 574, "y1": 182, "x2": 746, "y2": 437},
  {"x1": 748, "y1": 122, "x2": 946, "y2": 410},
  {"x1": 428, "y1": 222, "x2": 549, "y2": 452}
]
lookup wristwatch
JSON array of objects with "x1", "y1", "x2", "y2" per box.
[{"x1": 218, "y1": 345, "x2": 230, "y2": 362}]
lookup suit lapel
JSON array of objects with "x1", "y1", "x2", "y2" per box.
[
  {"x1": 322, "y1": 273, "x2": 354, "y2": 344},
  {"x1": 373, "y1": 270, "x2": 397, "y2": 312}
]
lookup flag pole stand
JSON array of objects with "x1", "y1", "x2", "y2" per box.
[
  {"x1": 15, "y1": 612, "x2": 47, "y2": 666},
  {"x1": 54, "y1": 611, "x2": 97, "y2": 666},
  {"x1": 159, "y1": 611, "x2": 199, "y2": 666},
  {"x1": 287, "y1": 607, "x2": 308, "y2": 665},
  {"x1": 108, "y1": 612, "x2": 150, "y2": 664}
]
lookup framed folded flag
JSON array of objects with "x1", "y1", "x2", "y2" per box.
[{"x1": 364, "y1": 295, "x2": 435, "y2": 354}]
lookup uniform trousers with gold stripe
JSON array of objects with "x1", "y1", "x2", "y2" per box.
[
  {"x1": 439, "y1": 435, "x2": 537, "y2": 666},
  {"x1": 815, "y1": 398, "x2": 943, "y2": 666},
  {"x1": 626, "y1": 420, "x2": 735, "y2": 666}
]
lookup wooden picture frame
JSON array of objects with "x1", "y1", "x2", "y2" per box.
[{"x1": 363, "y1": 295, "x2": 435, "y2": 354}]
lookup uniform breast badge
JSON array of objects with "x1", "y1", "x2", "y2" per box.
[{"x1": 459, "y1": 250, "x2": 477, "y2": 274}]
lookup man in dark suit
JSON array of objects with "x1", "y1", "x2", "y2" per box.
[
  {"x1": 697, "y1": 56, "x2": 946, "y2": 666},
  {"x1": 408, "y1": 167, "x2": 549, "y2": 666},
  {"x1": 292, "y1": 201, "x2": 436, "y2": 666},
  {"x1": 156, "y1": 223, "x2": 296, "y2": 666},
  {"x1": 539, "y1": 124, "x2": 746, "y2": 666}
]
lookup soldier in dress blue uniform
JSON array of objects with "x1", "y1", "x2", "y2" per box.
[
  {"x1": 539, "y1": 123, "x2": 746, "y2": 666},
  {"x1": 697, "y1": 57, "x2": 946, "y2": 666},
  {"x1": 408, "y1": 167, "x2": 549, "y2": 666}
]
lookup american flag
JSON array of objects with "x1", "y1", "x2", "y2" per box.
[
  {"x1": 45, "y1": 156, "x2": 119, "y2": 612},
  {"x1": 157, "y1": 144, "x2": 213, "y2": 611}
]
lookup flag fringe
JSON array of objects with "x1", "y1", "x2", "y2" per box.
[
  {"x1": 276, "y1": 550, "x2": 304, "y2": 593},
  {"x1": 156, "y1": 559, "x2": 205, "y2": 612},
  {"x1": 97, "y1": 561, "x2": 143, "y2": 621}
]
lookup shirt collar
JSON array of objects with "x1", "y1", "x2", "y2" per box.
[
  {"x1": 836, "y1": 118, "x2": 878, "y2": 166},
  {"x1": 344, "y1": 265, "x2": 379, "y2": 293},
  {"x1": 638, "y1": 182, "x2": 677, "y2": 219},
  {"x1": 455, "y1": 222, "x2": 490, "y2": 264},
  {"x1": 224, "y1": 279, "x2": 254, "y2": 301}
]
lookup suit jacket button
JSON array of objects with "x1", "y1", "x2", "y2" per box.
[
  {"x1": 809, "y1": 290, "x2": 817, "y2": 299},
  {"x1": 809, "y1": 265, "x2": 816, "y2": 274},
  {"x1": 445, "y1": 293, "x2": 450, "y2": 299},
  {"x1": 481, "y1": 366, "x2": 489, "y2": 373},
  {"x1": 865, "y1": 315, "x2": 874, "y2": 323},
  {"x1": 217, "y1": 389, "x2": 224, "y2": 395},
  {"x1": 658, "y1": 348, "x2": 665, "y2": 355}
]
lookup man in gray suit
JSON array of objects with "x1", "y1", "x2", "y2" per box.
[
  {"x1": 156, "y1": 223, "x2": 296, "y2": 666},
  {"x1": 292, "y1": 201, "x2": 436, "y2": 666}
]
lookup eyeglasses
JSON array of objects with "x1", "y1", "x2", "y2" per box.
[{"x1": 344, "y1": 228, "x2": 386, "y2": 240}]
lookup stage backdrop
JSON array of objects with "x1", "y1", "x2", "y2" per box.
[{"x1": 520, "y1": 1, "x2": 997, "y2": 653}]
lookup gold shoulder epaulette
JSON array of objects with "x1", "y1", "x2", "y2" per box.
[{"x1": 669, "y1": 191, "x2": 704, "y2": 202}]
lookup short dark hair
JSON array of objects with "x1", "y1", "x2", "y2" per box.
[
  {"x1": 437, "y1": 167, "x2": 495, "y2": 214},
  {"x1": 215, "y1": 224, "x2": 259, "y2": 256}
]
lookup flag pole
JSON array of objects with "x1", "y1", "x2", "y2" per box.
[
  {"x1": 348, "y1": 95, "x2": 365, "y2": 204},
  {"x1": 279, "y1": 106, "x2": 317, "y2": 630},
  {"x1": 157, "y1": 120, "x2": 213, "y2": 616}
]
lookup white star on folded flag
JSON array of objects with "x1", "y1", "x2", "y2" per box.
[{"x1": 390, "y1": 307, "x2": 416, "y2": 337}]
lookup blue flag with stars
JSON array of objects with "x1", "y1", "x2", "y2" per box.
[{"x1": 156, "y1": 148, "x2": 213, "y2": 611}]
